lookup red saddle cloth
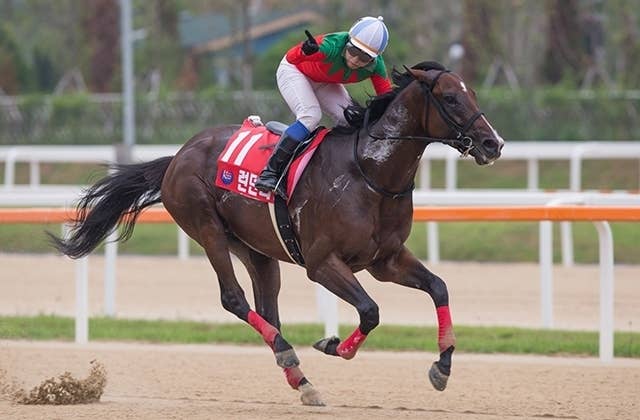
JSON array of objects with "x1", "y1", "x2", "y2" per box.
[{"x1": 215, "y1": 117, "x2": 330, "y2": 203}]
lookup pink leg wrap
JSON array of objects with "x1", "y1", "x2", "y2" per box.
[
  {"x1": 247, "y1": 310, "x2": 279, "y2": 349},
  {"x1": 336, "y1": 328, "x2": 367, "y2": 360},
  {"x1": 436, "y1": 305, "x2": 456, "y2": 352},
  {"x1": 284, "y1": 366, "x2": 305, "y2": 389}
]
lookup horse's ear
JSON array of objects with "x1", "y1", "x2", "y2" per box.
[
  {"x1": 411, "y1": 61, "x2": 446, "y2": 72},
  {"x1": 391, "y1": 67, "x2": 415, "y2": 87}
]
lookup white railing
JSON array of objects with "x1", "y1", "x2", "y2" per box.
[
  {"x1": 419, "y1": 141, "x2": 640, "y2": 191},
  {"x1": 0, "y1": 145, "x2": 180, "y2": 189},
  {"x1": 3, "y1": 141, "x2": 640, "y2": 190}
]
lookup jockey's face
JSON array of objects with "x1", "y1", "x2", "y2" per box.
[{"x1": 345, "y1": 43, "x2": 374, "y2": 69}]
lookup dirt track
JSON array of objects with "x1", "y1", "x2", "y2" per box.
[
  {"x1": 1, "y1": 254, "x2": 639, "y2": 419},
  {"x1": 1, "y1": 341, "x2": 639, "y2": 420}
]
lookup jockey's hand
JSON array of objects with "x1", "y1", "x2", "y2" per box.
[{"x1": 301, "y1": 30, "x2": 319, "y2": 55}]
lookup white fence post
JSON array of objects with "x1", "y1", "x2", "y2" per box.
[
  {"x1": 539, "y1": 220, "x2": 554, "y2": 328},
  {"x1": 427, "y1": 221, "x2": 440, "y2": 265},
  {"x1": 594, "y1": 221, "x2": 614, "y2": 363},
  {"x1": 104, "y1": 230, "x2": 118, "y2": 316},
  {"x1": 316, "y1": 284, "x2": 338, "y2": 338},
  {"x1": 527, "y1": 158, "x2": 539, "y2": 190},
  {"x1": 178, "y1": 227, "x2": 190, "y2": 260},
  {"x1": 75, "y1": 256, "x2": 89, "y2": 344}
]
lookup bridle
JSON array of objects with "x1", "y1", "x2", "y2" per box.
[{"x1": 354, "y1": 68, "x2": 484, "y2": 199}]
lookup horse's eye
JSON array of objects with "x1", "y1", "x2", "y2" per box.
[{"x1": 443, "y1": 95, "x2": 457, "y2": 105}]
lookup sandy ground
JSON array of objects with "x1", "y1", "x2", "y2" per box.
[
  {"x1": 1, "y1": 254, "x2": 639, "y2": 419},
  {"x1": 1, "y1": 341, "x2": 639, "y2": 419}
]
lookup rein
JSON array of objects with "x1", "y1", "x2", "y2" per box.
[{"x1": 354, "y1": 69, "x2": 484, "y2": 199}]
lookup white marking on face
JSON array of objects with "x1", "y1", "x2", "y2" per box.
[
  {"x1": 481, "y1": 115, "x2": 504, "y2": 146},
  {"x1": 459, "y1": 81, "x2": 468, "y2": 92}
]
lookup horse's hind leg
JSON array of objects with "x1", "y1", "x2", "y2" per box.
[
  {"x1": 367, "y1": 246, "x2": 456, "y2": 391},
  {"x1": 222, "y1": 237, "x2": 324, "y2": 406}
]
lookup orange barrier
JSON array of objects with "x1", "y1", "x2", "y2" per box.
[
  {"x1": 0, "y1": 207, "x2": 174, "y2": 223},
  {"x1": 412, "y1": 206, "x2": 640, "y2": 222},
  {"x1": 0, "y1": 206, "x2": 639, "y2": 224}
]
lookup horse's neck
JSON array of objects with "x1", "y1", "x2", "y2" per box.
[{"x1": 359, "y1": 102, "x2": 426, "y2": 192}]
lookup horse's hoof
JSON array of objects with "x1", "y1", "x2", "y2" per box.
[
  {"x1": 312, "y1": 336, "x2": 340, "y2": 356},
  {"x1": 428, "y1": 361, "x2": 449, "y2": 391},
  {"x1": 299, "y1": 382, "x2": 325, "y2": 406}
]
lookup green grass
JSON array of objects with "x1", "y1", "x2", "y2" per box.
[{"x1": 1, "y1": 315, "x2": 639, "y2": 358}]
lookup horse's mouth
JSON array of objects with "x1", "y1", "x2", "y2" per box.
[{"x1": 471, "y1": 148, "x2": 499, "y2": 166}]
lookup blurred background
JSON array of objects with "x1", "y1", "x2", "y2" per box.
[
  {"x1": 1, "y1": 0, "x2": 639, "y2": 264},
  {"x1": 1, "y1": 0, "x2": 639, "y2": 146}
]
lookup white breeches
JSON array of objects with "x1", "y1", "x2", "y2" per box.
[{"x1": 276, "y1": 57, "x2": 352, "y2": 131}]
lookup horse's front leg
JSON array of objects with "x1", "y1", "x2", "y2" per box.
[
  {"x1": 307, "y1": 253, "x2": 379, "y2": 360},
  {"x1": 368, "y1": 246, "x2": 456, "y2": 391}
]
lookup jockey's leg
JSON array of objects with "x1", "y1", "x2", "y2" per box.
[
  {"x1": 315, "y1": 82, "x2": 352, "y2": 126},
  {"x1": 256, "y1": 58, "x2": 321, "y2": 194},
  {"x1": 307, "y1": 253, "x2": 379, "y2": 360},
  {"x1": 255, "y1": 121, "x2": 308, "y2": 193},
  {"x1": 367, "y1": 246, "x2": 456, "y2": 391}
]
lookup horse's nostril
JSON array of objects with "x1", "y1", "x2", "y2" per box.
[{"x1": 482, "y1": 138, "x2": 501, "y2": 155}]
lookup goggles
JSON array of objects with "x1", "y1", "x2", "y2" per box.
[{"x1": 346, "y1": 42, "x2": 374, "y2": 63}]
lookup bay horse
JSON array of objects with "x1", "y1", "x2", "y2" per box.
[{"x1": 50, "y1": 61, "x2": 503, "y2": 406}]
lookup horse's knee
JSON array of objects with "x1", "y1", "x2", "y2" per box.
[
  {"x1": 426, "y1": 275, "x2": 449, "y2": 307},
  {"x1": 220, "y1": 290, "x2": 250, "y2": 319},
  {"x1": 358, "y1": 302, "x2": 379, "y2": 334}
]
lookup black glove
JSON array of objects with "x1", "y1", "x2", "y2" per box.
[{"x1": 301, "y1": 30, "x2": 319, "y2": 55}]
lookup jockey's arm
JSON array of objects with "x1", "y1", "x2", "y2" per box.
[{"x1": 371, "y1": 73, "x2": 392, "y2": 95}]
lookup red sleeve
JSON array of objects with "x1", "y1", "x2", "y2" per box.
[
  {"x1": 371, "y1": 74, "x2": 393, "y2": 95},
  {"x1": 285, "y1": 35, "x2": 326, "y2": 65}
]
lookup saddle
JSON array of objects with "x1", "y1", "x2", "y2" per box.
[
  {"x1": 215, "y1": 116, "x2": 330, "y2": 266},
  {"x1": 215, "y1": 116, "x2": 329, "y2": 204}
]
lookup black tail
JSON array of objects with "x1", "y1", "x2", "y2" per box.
[{"x1": 49, "y1": 156, "x2": 174, "y2": 259}]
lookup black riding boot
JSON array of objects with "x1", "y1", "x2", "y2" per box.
[{"x1": 255, "y1": 133, "x2": 300, "y2": 193}]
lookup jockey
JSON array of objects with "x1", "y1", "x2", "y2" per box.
[{"x1": 255, "y1": 16, "x2": 392, "y2": 194}]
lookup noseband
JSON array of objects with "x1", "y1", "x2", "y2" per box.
[{"x1": 355, "y1": 69, "x2": 484, "y2": 199}]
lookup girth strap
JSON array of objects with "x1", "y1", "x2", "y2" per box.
[{"x1": 268, "y1": 196, "x2": 305, "y2": 266}]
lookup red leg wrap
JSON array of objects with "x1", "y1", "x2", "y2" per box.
[
  {"x1": 336, "y1": 328, "x2": 367, "y2": 360},
  {"x1": 436, "y1": 305, "x2": 456, "y2": 352},
  {"x1": 284, "y1": 366, "x2": 305, "y2": 389},
  {"x1": 247, "y1": 310, "x2": 279, "y2": 349}
]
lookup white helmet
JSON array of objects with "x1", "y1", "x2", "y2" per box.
[{"x1": 348, "y1": 16, "x2": 389, "y2": 58}]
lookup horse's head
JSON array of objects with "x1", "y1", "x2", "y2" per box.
[{"x1": 404, "y1": 62, "x2": 504, "y2": 165}]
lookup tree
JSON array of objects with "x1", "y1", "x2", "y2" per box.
[
  {"x1": 85, "y1": 0, "x2": 119, "y2": 92},
  {"x1": 541, "y1": 0, "x2": 587, "y2": 85},
  {"x1": 460, "y1": 0, "x2": 501, "y2": 85},
  {"x1": 0, "y1": 24, "x2": 29, "y2": 93}
]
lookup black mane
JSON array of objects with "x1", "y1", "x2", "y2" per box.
[{"x1": 337, "y1": 61, "x2": 446, "y2": 133}]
